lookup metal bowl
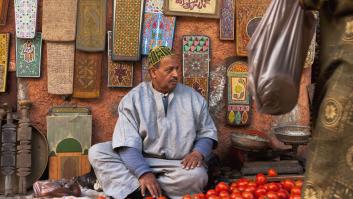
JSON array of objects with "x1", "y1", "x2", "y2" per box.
[
  {"x1": 273, "y1": 125, "x2": 311, "y2": 145},
  {"x1": 231, "y1": 131, "x2": 270, "y2": 152}
]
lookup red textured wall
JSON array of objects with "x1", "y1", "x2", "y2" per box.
[{"x1": 0, "y1": 0, "x2": 310, "y2": 161}]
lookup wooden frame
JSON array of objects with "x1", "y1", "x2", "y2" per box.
[{"x1": 164, "y1": 0, "x2": 220, "y2": 19}]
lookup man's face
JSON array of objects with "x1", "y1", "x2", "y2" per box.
[{"x1": 150, "y1": 55, "x2": 179, "y2": 93}]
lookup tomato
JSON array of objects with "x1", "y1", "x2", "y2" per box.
[
  {"x1": 268, "y1": 168, "x2": 278, "y2": 177},
  {"x1": 247, "y1": 181, "x2": 256, "y2": 187},
  {"x1": 244, "y1": 185, "x2": 256, "y2": 193},
  {"x1": 277, "y1": 183, "x2": 284, "y2": 189},
  {"x1": 216, "y1": 182, "x2": 229, "y2": 193},
  {"x1": 295, "y1": 180, "x2": 303, "y2": 188},
  {"x1": 289, "y1": 195, "x2": 301, "y2": 199},
  {"x1": 277, "y1": 189, "x2": 289, "y2": 199},
  {"x1": 281, "y1": 179, "x2": 295, "y2": 191},
  {"x1": 256, "y1": 173, "x2": 268, "y2": 186},
  {"x1": 208, "y1": 195, "x2": 221, "y2": 199},
  {"x1": 258, "y1": 196, "x2": 267, "y2": 199},
  {"x1": 197, "y1": 193, "x2": 206, "y2": 199},
  {"x1": 157, "y1": 197, "x2": 167, "y2": 199},
  {"x1": 254, "y1": 188, "x2": 267, "y2": 197},
  {"x1": 230, "y1": 194, "x2": 244, "y2": 199},
  {"x1": 219, "y1": 191, "x2": 230, "y2": 198},
  {"x1": 291, "y1": 186, "x2": 301, "y2": 195},
  {"x1": 268, "y1": 183, "x2": 280, "y2": 192},
  {"x1": 237, "y1": 180, "x2": 249, "y2": 187},
  {"x1": 230, "y1": 192, "x2": 243, "y2": 199},
  {"x1": 263, "y1": 183, "x2": 270, "y2": 191},
  {"x1": 96, "y1": 196, "x2": 106, "y2": 199},
  {"x1": 237, "y1": 185, "x2": 246, "y2": 192},
  {"x1": 242, "y1": 191, "x2": 254, "y2": 199},
  {"x1": 239, "y1": 178, "x2": 250, "y2": 183},
  {"x1": 230, "y1": 186, "x2": 240, "y2": 193},
  {"x1": 192, "y1": 193, "x2": 205, "y2": 199},
  {"x1": 206, "y1": 190, "x2": 217, "y2": 198},
  {"x1": 266, "y1": 191, "x2": 279, "y2": 199},
  {"x1": 182, "y1": 195, "x2": 192, "y2": 199}
]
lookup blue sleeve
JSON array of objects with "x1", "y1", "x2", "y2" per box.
[
  {"x1": 118, "y1": 147, "x2": 152, "y2": 178},
  {"x1": 193, "y1": 137, "x2": 214, "y2": 160}
]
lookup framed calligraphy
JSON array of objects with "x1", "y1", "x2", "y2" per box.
[{"x1": 164, "y1": 0, "x2": 220, "y2": 19}]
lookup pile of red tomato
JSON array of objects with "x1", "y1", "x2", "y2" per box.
[{"x1": 182, "y1": 169, "x2": 303, "y2": 199}]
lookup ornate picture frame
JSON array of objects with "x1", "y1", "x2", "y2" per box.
[{"x1": 164, "y1": 0, "x2": 220, "y2": 19}]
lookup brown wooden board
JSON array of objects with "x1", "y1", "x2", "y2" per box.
[
  {"x1": 73, "y1": 51, "x2": 102, "y2": 98},
  {"x1": 49, "y1": 153, "x2": 90, "y2": 180}
]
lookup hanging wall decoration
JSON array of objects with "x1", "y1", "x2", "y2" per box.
[
  {"x1": 164, "y1": 0, "x2": 220, "y2": 18},
  {"x1": 76, "y1": 0, "x2": 106, "y2": 52},
  {"x1": 0, "y1": 0, "x2": 9, "y2": 25},
  {"x1": 47, "y1": 42, "x2": 75, "y2": 95},
  {"x1": 182, "y1": 35, "x2": 210, "y2": 100},
  {"x1": 107, "y1": 31, "x2": 133, "y2": 88},
  {"x1": 141, "y1": 0, "x2": 176, "y2": 55},
  {"x1": 14, "y1": 0, "x2": 38, "y2": 39},
  {"x1": 73, "y1": 51, "x2": 102, "y2": 98},
  {"x1": 227, "y1": 57, "x2": 251, "y2": 126},
  {"x1": 220, "y1": 0, "x2": 234, "y2": 40},
  {"x1": 0, "y1": 33, "x2": 9, "y2": 93},
  {"x1": 42, "y1": 0, "x2": 78, "y2": 41},
  {"x1": 235, "y1": 0, "x2": 271, "y2": 56},
  {"x1": 112, "y1": 0, "x2": 144, "y2": 61},
  {"x1": 16, "y1": 33, "x2": 42, "y2": 78},
  {"x1": 141, "y1": 57, "x2": 151, "y2": 82}
]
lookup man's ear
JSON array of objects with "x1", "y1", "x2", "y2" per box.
[{"x1": 149, "y1": 67, "x2": 157, "y2": 79}]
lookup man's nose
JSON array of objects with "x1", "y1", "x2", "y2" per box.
[{"x1": 172, "y1": 69, "x2": 178, "y2": 77}]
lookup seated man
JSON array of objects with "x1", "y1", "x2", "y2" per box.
[{"x1": 88, "y1": 46, "x2": 218, "y2": 199}]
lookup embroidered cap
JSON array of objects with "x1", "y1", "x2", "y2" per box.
[{"x1": 147, "y1": 46, "x2": 173, "y2": 67}]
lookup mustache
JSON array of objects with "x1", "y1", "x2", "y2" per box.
[{"x1": 170, "y1": 78, "x2": 178, "y2": 82}]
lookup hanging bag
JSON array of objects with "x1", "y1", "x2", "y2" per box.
[{"x1": 247, "y1": 0, "x2": 316, "y2": 115}]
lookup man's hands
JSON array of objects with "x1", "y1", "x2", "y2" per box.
[
  {"x1": 181, "y1": 150, "x2": 203, "y2": 170},
  {"x1": 139, "y1": 172, "x2": 161, "y2": 198}
]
